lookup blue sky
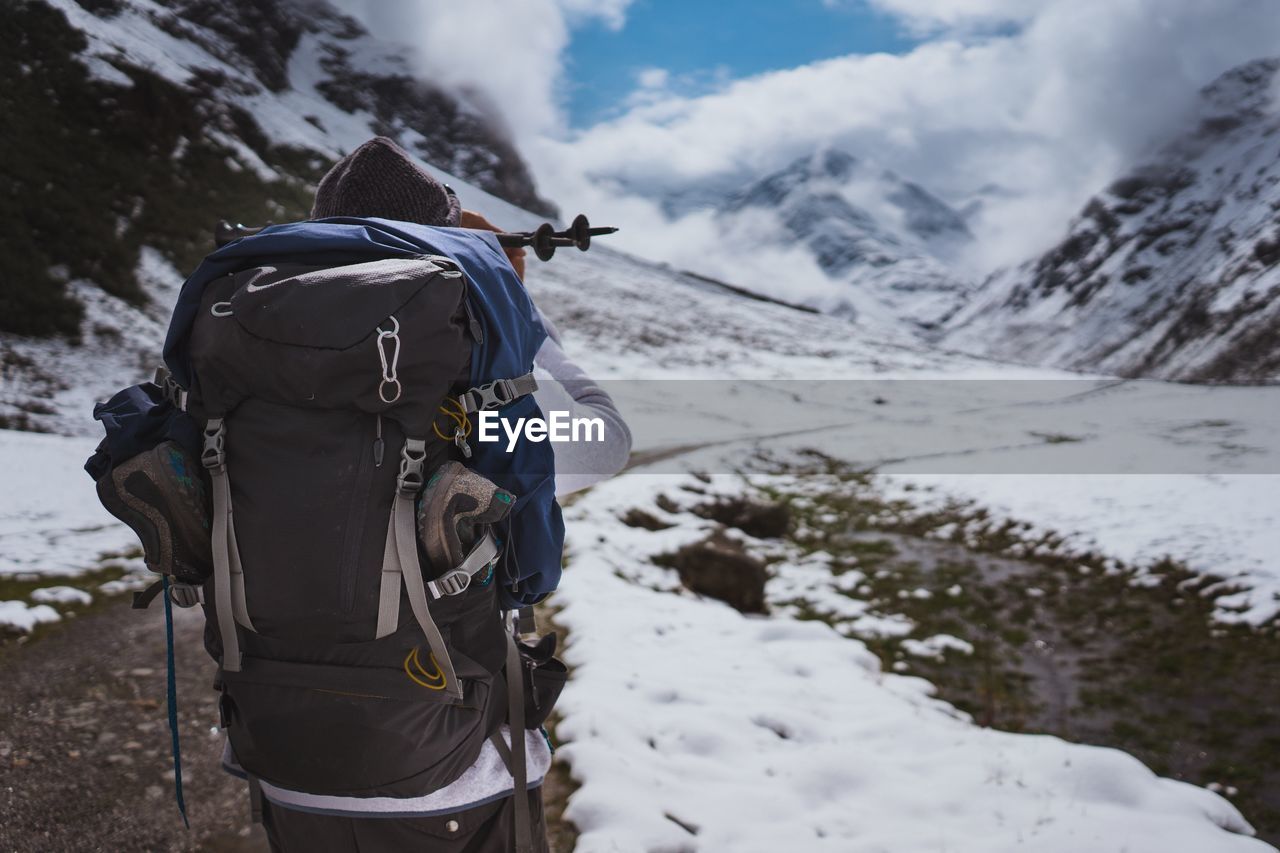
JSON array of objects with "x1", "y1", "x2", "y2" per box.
[{"x1": 562, "y1": 0, "x2": 919, "y2": 127}]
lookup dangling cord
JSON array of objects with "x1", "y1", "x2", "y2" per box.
[
  {"x1": 162, "y1": 576, "x2": 190, "y2": 828},
  {"x1": 501, "y1": 516, "x2": 523, "y2": 600},
  {"x1": 403, "y1": 647, "x2": 448, "y2": 690},
  {"x1": 433, "y1": 397, "x2": 474, "y2": 457},
  {"x1": 432, "y1": 397, "x2": 472, "y2": 442}
]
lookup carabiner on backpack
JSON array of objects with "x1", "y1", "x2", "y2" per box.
[{"x1": 376, "y1": 316, "x2": 402, "y2": 404}]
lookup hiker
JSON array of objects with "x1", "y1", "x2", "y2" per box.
[
  {"x1": 87, "y1": 136, "x2": 631, "y2": 853},
  {"x1": 239, "y1": 137, "x2": 632, "y2": 851}
]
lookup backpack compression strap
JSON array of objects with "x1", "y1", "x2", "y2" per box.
[
  {"x1": 427, "y1": 532, "x2": 500, "y2": 599},
  {"x1": 202, "y1": 419, "x2": 256, "y2": 673},
  {"x1": 507, "y1": 627, "x2": 535, "y2": 853},
  {"x1": 489, "y1": 623, "x2": 535, "y2": 853},
  {"x1": 374, "y1": 439, "x2": 466, "y2": 700}
]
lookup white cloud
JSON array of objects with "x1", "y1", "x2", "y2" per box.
[
  {"x1": 529, "y1": 0, "x2": 1280, "y2": 273},
  {"x1": 860, "y1": 0, "x2": 1049, "y2": 33},
  {"x1": 329, "y1": 0, "x2": 1280, "y2": 278},
  {"x1": 635, "y1": 67, "x2": 669, "y2": 90},
  {"x1": 328, "y1": 0, "x2": 636, "y2": 137}
]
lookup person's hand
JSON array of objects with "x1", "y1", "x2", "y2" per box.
[{"x1": 459, "y1": 209, "x2": 526, "y2": 281}]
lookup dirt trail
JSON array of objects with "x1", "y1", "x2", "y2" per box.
[
  {"x1": 0, "y1": 599, "x2": 263, "y2": 852},
  {"x1": 0, "y1": 439, "x2": 747, "y2": 852},
  {"x1": 0, "y1": 598, "x2": 575, "y2": 851}
]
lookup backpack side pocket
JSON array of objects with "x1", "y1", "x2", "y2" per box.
[{"x1": 518, "y1": 632, "x2": 568, "y2": 729}]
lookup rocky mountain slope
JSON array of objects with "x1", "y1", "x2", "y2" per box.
[
  {"x1": 0, "y1": 0, "x2": 553, "y2": 347},
  {"x1": 943, "y1": 58, "x2": 1280, "y2": 383}
]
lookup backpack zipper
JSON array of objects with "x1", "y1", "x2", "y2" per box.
[
  {"x1": 338, "y1": 414, "x2": 379, "y2": 614},
  {"x1": 461, "y1": 291, "x2": 482, "y2": 344}
]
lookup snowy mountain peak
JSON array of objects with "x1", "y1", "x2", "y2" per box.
[
  {"x1": 692, "y1": 148, "x2": 975, "y2": 331},
  {"x1": 943, "y1": 56, "x2": 1280, "y2": 383},
  {"x1": 1199, "y1": 56, "x2": 1280, "y2": 119},
  {"x1": 728, "y1": 148, "x2": 973, "y2": 253},
  {"x1": 779, "y1": 147, "x2": 862, "y2": 184},
  {"x1": 808, "y1": 147, "x2": 860, "y2": 177}
]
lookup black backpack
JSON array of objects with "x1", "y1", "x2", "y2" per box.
[
  {"x1": 88, "y1": 222, "x2": 568, "y2": 845},
  {"x1": 190, "y1": 254, "x2": 506, "y2": 794}
]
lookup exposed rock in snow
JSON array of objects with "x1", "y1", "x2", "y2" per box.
[{"x1": 40, "y1": 0, "x2": 553, "y2": 212}]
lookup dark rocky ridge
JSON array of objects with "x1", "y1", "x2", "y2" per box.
[{"x1": 1, "y1": 0, "x2": 554, "y2": 339}]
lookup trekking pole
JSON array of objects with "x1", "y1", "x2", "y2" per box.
[
  {"x1": 213, "y1": 214, "x2": 620, "y2": 259},
  {"x1": 496, "y1": 214, "x2": 620, "y2": 261}
]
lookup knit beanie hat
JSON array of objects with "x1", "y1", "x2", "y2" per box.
[{"x1": 311, "y1": 136, "x2": 462, "y2": 227}]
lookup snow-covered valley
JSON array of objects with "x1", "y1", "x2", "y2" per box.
[
  {"x1": 3, "y1": 169, "x2": 1278, "y2": 849},
  {"x1": 3, "y1": 1, "x2": 1279, "y2": 850}
]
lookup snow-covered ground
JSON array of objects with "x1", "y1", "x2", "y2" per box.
[
  {"x1": 0, "y1": 430, "x2": 138, "y2": 580},
  {"x1": 0, "y1": 429, "x2": 146, "y2": 634},
  {"x1": 554, "y1": 470, "x2": 1268, "y2": 852}
]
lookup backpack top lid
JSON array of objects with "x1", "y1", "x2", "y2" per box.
[
  {"x1": 163, "y1": 217, "x2": 562, "y2": 608},
  {"x1": 164, "y1": 216, "x2": 546, "y2": 392}
]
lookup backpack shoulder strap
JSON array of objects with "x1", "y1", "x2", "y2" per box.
[{"x1": 201, "y1": 418, "x2": 255, "y2": 673}]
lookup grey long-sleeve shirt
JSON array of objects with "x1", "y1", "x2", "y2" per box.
[{"x1": 530, "y1": 311, "x2": 632, "y2": 495}]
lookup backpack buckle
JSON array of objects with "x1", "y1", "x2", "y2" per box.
[
  {"x1": 427, "y1": 531, "x2": 502, "y2": 598},
  {"x1": 201, "y1": 419, "x2": 227, "y2": 472},
  {"x1": 397, "y1": 439, "x2": 428, "y2": 495},
  {"x1": 428, "y1": 569, "x2": 472, "y2": 599},
  {"x1": 168, "y1": 581, "x2": 202, "y2": 608},
  {"x1": 153, "y1": 367, "x2": 189, "y2": 412},
  {"x1": 458, "y1": 374, "x2": 540, "y2": 414},
  {"x1": 462, "y1": 379, "x2": 514, "y2": 413}
]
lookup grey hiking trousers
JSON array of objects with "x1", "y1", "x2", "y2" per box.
[{"x1": 262, "y1": 786, "x2": 551, "y2": 852}]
